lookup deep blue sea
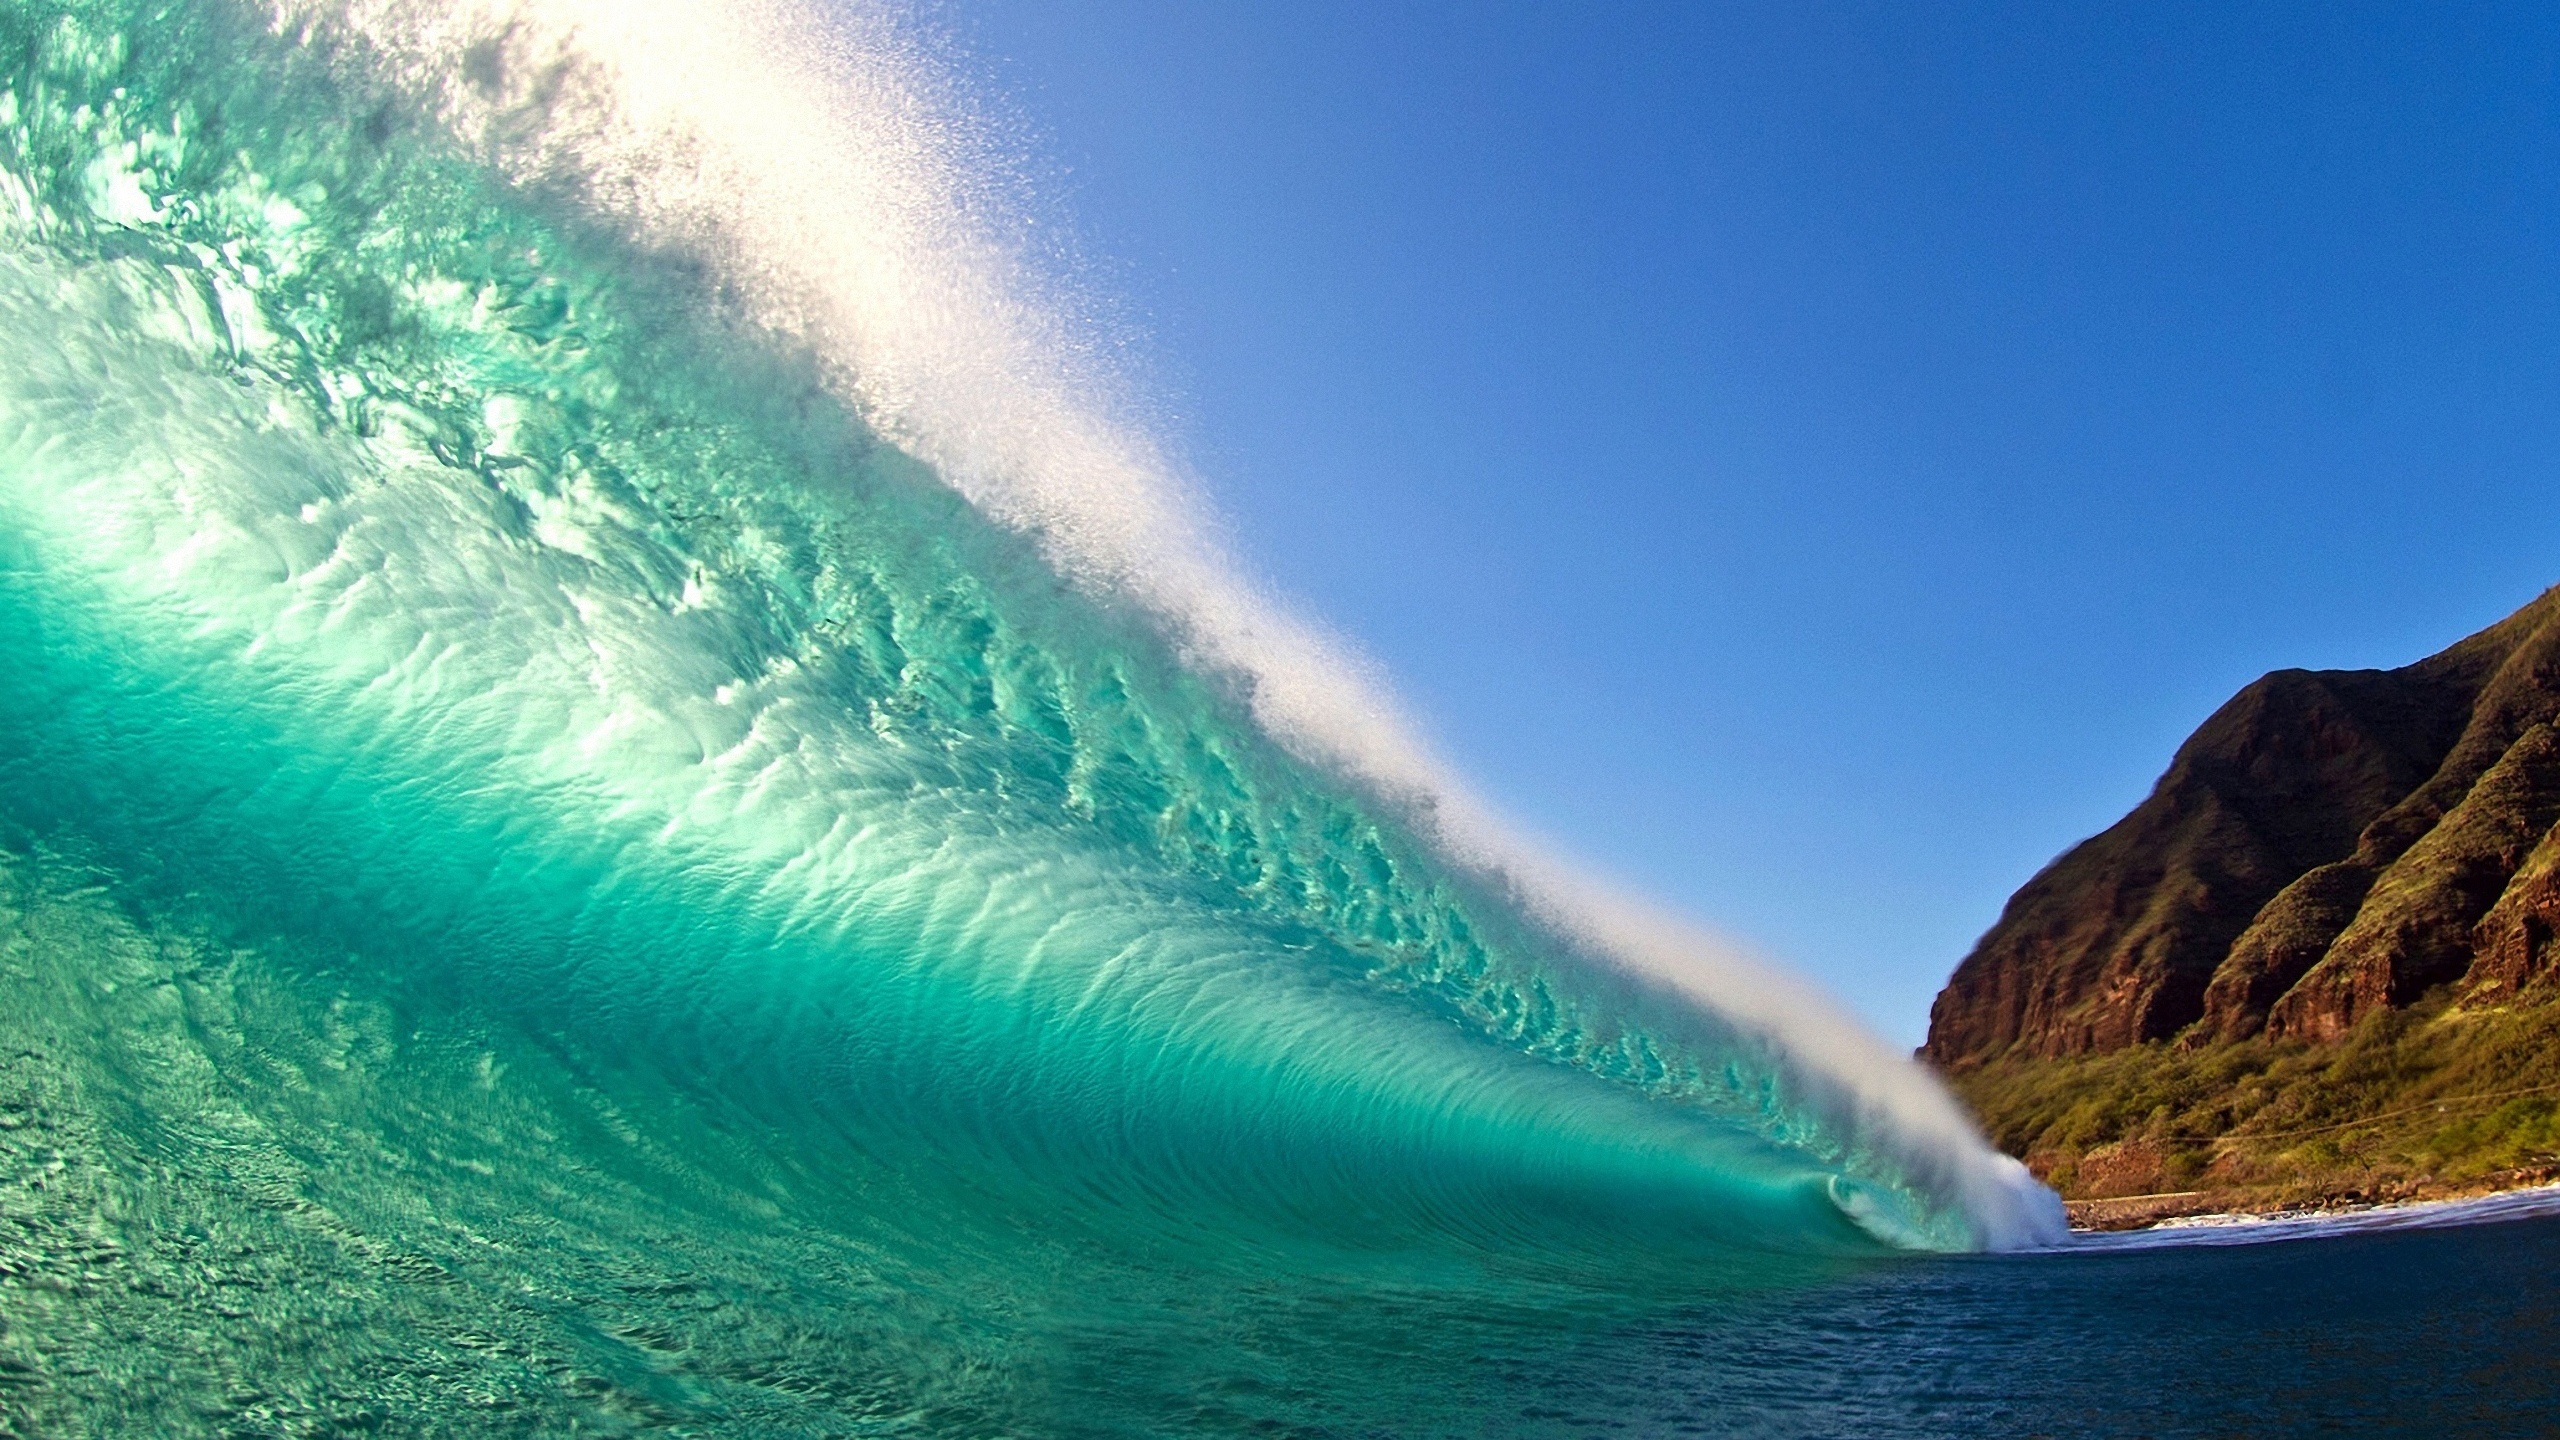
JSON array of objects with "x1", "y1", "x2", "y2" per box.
[{"x1": 1605, "y1": 1211, "x2": 2560, "y2": 1438}]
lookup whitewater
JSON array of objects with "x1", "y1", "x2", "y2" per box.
[{"x1": 0, "y1": 0, "x2": 2208, "y2": 1433}]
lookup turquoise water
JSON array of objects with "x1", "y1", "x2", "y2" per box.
[{"x1": 7, "y1": 1, "x2": 2449, "y2": 1434}]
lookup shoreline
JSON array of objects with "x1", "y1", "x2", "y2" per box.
[{"x1": 2061, "y1": 1168, "x2": 2560, "y2": 1236}]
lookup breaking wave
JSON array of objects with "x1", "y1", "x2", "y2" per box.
[{"x1": 0, "y1": 0, "x2": 2059, "y2": 1431}]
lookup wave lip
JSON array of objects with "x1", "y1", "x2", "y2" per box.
[{"x1": 343, "y1": 0, "x2": 2065, "y2": 1250}]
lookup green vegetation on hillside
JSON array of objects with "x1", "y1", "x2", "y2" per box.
[{"x1": 1945, "y1": 992, "x2": 2560, "y2": 1209}]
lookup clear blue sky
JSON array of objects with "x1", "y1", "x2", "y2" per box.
[{"x1": 947, "y1": 0, "x2": 2560, "y2": 1046}]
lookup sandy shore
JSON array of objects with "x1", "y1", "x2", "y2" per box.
[{"x1": 2060, "y1": 1174, "x2": 2560, "y2": 1242}]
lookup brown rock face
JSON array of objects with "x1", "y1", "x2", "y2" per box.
[
  {"x1": 1924, "y1": 586, "x2": 2560, "y2": 1068},
  {"x1": 2470, "y1": 825, "x2": 2560, "y2": 996}
]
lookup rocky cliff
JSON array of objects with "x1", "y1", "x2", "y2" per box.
[{"x1": 1926, "y1": 585, "x2": 2560, "y2": 1069}]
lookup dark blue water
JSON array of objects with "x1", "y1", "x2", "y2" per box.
[{"x1": 1569, "y1": 1215, "x2": 2560, "y2": 1438}]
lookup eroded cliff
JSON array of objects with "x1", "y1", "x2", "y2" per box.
[
  {"x1": 1927, "y1": 586, "x2": 2560, "y2": 1067},
  {"x1": 1927, "y1": 587, "x2": 2560, "y2": 1211}
]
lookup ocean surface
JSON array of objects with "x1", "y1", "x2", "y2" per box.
[
  {"x1": 1608, "y1": 1210, "x2": 2560, "y2": 1438},
  {"x1": 0, "y1": 1, "x2": 2546, "y2": 1435}
]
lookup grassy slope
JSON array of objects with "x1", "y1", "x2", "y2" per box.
[{"x1": 1943, "y1": 991, "x2": 2560, "y2": 1209}]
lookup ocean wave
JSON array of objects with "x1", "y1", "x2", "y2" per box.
[{"x1": 0, "y1": 0, "x2": 2061, "y2": 1429}]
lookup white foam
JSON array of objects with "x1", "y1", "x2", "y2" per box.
[{"x1": 278, "y1": 0, "x2": 2065, "y2": 1249}]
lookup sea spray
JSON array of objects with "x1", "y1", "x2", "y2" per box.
[{"x1": 0, "y1": 0, "x2": 2059, "y2": 1432}]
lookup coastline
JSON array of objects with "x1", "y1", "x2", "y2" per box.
[{"x1": 2062, "y1": 1166, "x2": 2560, "y2": 1235}]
